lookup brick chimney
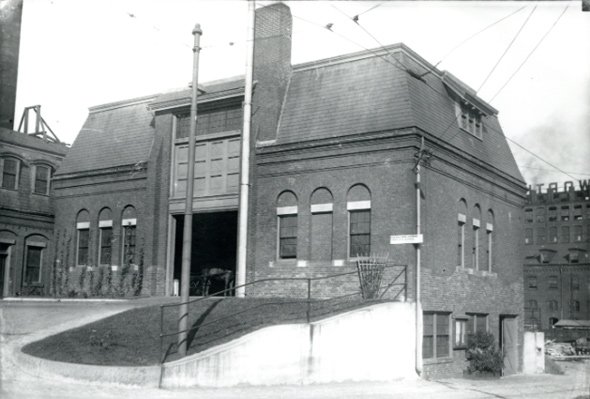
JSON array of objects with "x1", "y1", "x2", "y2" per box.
[{"x1": 252, "y1": 2, "x2": 292, "y2": 142}]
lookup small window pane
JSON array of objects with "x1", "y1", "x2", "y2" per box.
[
  {"x1": 100, "y1": 227, "x2": 113, "y2": 265},
  {"x1": 279, "y1": 215, "x2": 297, "y2": 259},
  {"x1": 34, "y1": 165, "x2": 50, "y2": 194},
  {"x1": 2, "y1": 158, "x2": 18, "y2": 189}
]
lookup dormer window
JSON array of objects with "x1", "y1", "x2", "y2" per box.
[{"x1": 456, "y1": 102, "x2": 483, "y2": 139}]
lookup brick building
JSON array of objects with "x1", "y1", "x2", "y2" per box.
[
  {"x1": 523, "y1": 182, "x2": 590, "y2": 331},
  {"x1": 52, "y1": 3, "x2": 526, "y2": 377},
  {"x1": 0, "y1": 127, "x2": 68, "y2": 297}
]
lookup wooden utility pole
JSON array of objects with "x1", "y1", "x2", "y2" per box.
[{"x1": 178, "y1": 23, "x2": 202, "y2": 357}]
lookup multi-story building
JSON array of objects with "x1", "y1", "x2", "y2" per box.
[
  {"x1": 0, "y1": 127, "x2": 68, "y2": 297},
  {"x1": 523, "y1": 182, "x2": 590, "y2": 330},
  {"x1": 51, "y1": 2, "x2": 526, "y2": 377}
]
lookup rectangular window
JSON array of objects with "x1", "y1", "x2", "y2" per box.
[
  {"x1": 525, "y1": 228, "x2": 533, "y2": 245},
  {"x1": 561, "y1": 206, "x2": 570, "y2": 221},
  {"x1": 423, "y1": 312, "x2": 450, "y2": 359},
  {"x1": 569, "y1": 250, "x2": 579, "y2": 264},
  {"x1": 99, "y1": 227, "x2": 113, "y2": 265},
  {"x1": 457, "y1": 220, "x2": 465, "y2": 267},
  {"x1": 455, "y1": 319, "x2": 467, "y2": 348},
  {"x1": 77, "y1": 228, "x2": 89, "y2": 266},
  {"x1": 467, "y1": 313, "x2": 488, "y2": 337},
  {"x1": 278, "y1": 215, "x2": 297, "y2": 259},
  {"x1": 122, "y1": 225, "x2": 137, "y2": 265},
  {"x1": 548, "y1": 206, "x2": 557, "y2": 222},
  {"x1": 1, "y1": 158, "x2": 19, "y2": 189},
  {"x1": 486, "y1": 228, "x2": 493, "y2": 272},
  {"x1": 536, "y1": 228, "x2": 546, "y2": 244},
  {"x1": 175, "y1": 106, "x2": 243, "y2": 139},
  {"x1": 525, "y1": 208, "x2": 533, "y2": 223},
  {"x1": 574, "y1": 205, "x2": 583, "y2": 221},
  {"x1": 548, "y1": 275, "x2": 558, "y2": 289},
  {"x1": 549, "y1": 227, "x2": 558, "y2": 243},
  {"x1": 573, "y1": 225, "x2": 583, "y2": 242},
  {"x1": 561, "y1": 226, "x2": 570, "y2": 243},
  {"x1": 527, "y1": 275, "x2": 537, "y2": 289},
  {"x1": 24, "y1": 246, "x2": 43, "y2": 283},
  {"x1": 33, "y1": 165, "x2": 50, "y2": 195},
  {"x1": 456, "y1": 103, "x2": 483, "y2": 138},
  {"x1": 349, "y1": 210, "x2": 371, "y2": 257},
  {"x1": 472, "y1": 224, "x2": 479, "y2": 270},
  {"x1": 572, "y1": 277, "x2": 580, "y2": 290}
]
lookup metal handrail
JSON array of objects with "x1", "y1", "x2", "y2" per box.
[{"x1": 159, "y1": 264, "x2": 407, "y2": 364}]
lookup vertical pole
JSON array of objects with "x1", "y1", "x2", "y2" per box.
[
  {"x1": 559, "y1": 265, "x2": 563, "y2": 320},
  {"x1": 236, "y1": 0, "x2": 255, "y2": 297},
  {"x1": 415, "y1": 136, "x2": 424, "y2": 376},
  {"x1": 306, "y1": 278, "x2": 311, "y2": 323},
  {"x1": 178, "y1": 24, "x2": 202, "y2": 357}
]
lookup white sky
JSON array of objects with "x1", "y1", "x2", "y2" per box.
[{"x1": 14, "y1": 0, "x2": 590, "y2": 188}]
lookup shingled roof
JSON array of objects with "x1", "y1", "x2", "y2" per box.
[
  {"x1": 55, "y1": 95, "x2": 156, "y2": 176},
  {"x1": 276, "y1": 43, "x2": 523, "y2": 182}
]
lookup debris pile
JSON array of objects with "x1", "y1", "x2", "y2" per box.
[{"x1": 545, "y1": 340, "x2": 576, "y2": 357}]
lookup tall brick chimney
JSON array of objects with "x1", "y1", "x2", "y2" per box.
[
  {"x1": 0, "y1": 0, "x2": 23, "y2": 129},
  {"x1": 252, "y1": 2, "x2": 292, "y2": 142}
]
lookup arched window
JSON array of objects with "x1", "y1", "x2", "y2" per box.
[
  {"x1": 472, "y1": 204, "x2": 481, "y2": 270},
  {"x1": 24, "y1": 234, "x2": 48, "y2": 284},
  {"x1": 98, "y1": 208, "x2": 113, "y2": 266},
  {"x1": 486, "y1": 209, "x2": 494, "y2": 272},
  {"x1": 121, "y1": 206, "x2": 137, "y2": 266},
  {"x1": 347, "y1": 184, "x2": 371, "y2": 257},
  {"x1": 76, "y1": 210, "x2": 90, "y2": 266},
  {"x1": 0, "y1": 156, "x2": 21, "y2": 190},
  {"x1": 457, "y1": 199, "x2": 467, "y2": 268},
  {"x1": 310, "y1": 188, "x2": 334, "y2": 261},
  {"x1": 277, "y1": 191, "x2": 298, "y2": 259}
]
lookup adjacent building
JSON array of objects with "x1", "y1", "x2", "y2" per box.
[
  {"x1": 0, "y1": 127, "x2": 68, "y2": 297},
  {"x1": 49, "y1": 3, "x2": 527, "y2": 377},
  {"x1": 523, "y1": 182, "x2": 590, "y2": 331}
]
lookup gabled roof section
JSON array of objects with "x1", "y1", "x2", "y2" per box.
[{"x1": 55, "y1": 95, "x2": 156, "y2": 176}]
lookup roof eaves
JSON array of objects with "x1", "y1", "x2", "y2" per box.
[{"x1": 89, "y1": 94, "x2": 158, "y2": 114}]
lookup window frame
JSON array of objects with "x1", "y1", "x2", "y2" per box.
[
  {"x1": 527, "y1": 275, "x2": 537, "y2": 289},
  {"x1": 121, "y1": 218, "x2": 137, "y2": 266},
  {"x1": 98, "y1": 220, "x2": 113, "y2": 266},
  {"x1": 454, "y1": 317, "x2": 468, "y2": 349},
  {"x1": 277, "y1": 213, "x2": 298, "y2": 260},
  {"x1": 32, "y1": 164, "x2": 52, "y2": 195},
  {"x1": 423, "y1": 312, "x2": 452, "y2": 360},
  {"x1": 24, "y1": 243, "x2": 45, "y2": 284},
  {"x1": 76, "y1": 222, "x2": 90, "y2": 266},
  {"x1": 548, "y1": 275, "x2": 558, "y2": 290},
  {"x1": 348, "y1": 205, "x2": 371, "y2": 259},
  {"x1": 458, "y1": 213, "x2": 466, "y2": 267},
  {"x1": 0, "y1": 157, "x2": 20, "y2": 190}
]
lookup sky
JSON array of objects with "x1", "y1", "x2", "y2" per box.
[{"x1": 13, "y1": 0, "x2": 590, "y2": 189}]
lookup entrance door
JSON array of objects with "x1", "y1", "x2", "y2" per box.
[
  {"x1": 0, "y1": 243, "x2": 9, "y2": 298},
  {"x1": 500, "y1": 316, "x2": 518, "y2": 375}
]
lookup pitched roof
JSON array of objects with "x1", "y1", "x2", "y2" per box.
[
  {"x1": 55, "y1": 95, "x2": 156, "y2": 176},
  {"x1": 275, "y1": 43, "x2": 523, "y2": 182}
]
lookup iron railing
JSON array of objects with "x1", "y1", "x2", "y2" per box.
[{"x1": 159, "y1": 264, "x2": 407, "y2": 364}]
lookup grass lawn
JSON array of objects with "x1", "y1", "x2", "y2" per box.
[{"x1": 22, "y1": 296, "x2": 383, "y2": 366}]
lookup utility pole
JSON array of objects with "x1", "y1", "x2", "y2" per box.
[
  {"x1": 236, "y1": 0, "x2": 255, "y2": 297},
  {"x1": 178, "y1": 23, "x2": 202, "y2": 357},
  {"x1": 413, "y1": 136, "x2": 431, "y2": 376}
]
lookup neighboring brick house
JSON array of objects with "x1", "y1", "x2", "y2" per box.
[
  {"x1": 0, "y1": 127, "x2": 68, "y2": 297},
  {"x1": 523, "y1": 183, "x2": 590, "y2": 331},
  {"x1": 53, "y1": 2, "x2": 526, "y2": 377}
]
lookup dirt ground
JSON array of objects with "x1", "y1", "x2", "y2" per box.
[{"x1": 1, "y1": 300, "x2": 589, "y2": 399}]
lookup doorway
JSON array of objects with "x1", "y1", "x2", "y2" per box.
[
  {"x1": 499, "y1": 315, "x2": 518, "y2": 375},
  {"x1": 0, "y1": 243, "x2": 10, "y2": 298},
  {"x1": 173, "y1": 211, "x2": 238, "y2": 296}
]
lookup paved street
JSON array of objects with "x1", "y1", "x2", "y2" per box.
[{"x1": 1, "y1": 300, "x2": 589, "y2": 399}]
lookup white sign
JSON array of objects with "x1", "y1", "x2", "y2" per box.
[{"x1": 390, "y1": 234, "x2": 423, "y2": 244}]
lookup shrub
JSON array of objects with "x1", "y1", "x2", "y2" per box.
[{"x1": 465, "y1": 331, "x2": 504, "y2": 376}]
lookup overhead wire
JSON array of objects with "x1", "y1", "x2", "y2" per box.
[
  {"x1": 477, "y1": 6, "x2": 537, "y2": 93},
  {"x1": 310, "y1": 3, "x2": 577, "y2": 182},
  {"x1": 489, "y1": 4, "x2": 570, "y2": 101}
]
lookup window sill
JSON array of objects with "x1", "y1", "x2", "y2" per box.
[
  {"x1": 455, "y1": 266, "x2": 497, "y2": 278},
  {"x1": 423, "y1": 356, "x2": 454, "y2": 365},
  {"x1": 453, "y1": 345, "x2": 467, "y2": 351},
  {"x1": 0, "y1": 187, "x2": 18, "y2": 192}
]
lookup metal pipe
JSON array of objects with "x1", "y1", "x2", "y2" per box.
[
  {"x1": 178, "y1": 23, "x2": 202, "y2": 357},
  {"x1": 235, "y1": 0, "x2": 255, "y2": 298},
  {"x1": 415, "y1": 136, "x2": 423, "y2": 376}
]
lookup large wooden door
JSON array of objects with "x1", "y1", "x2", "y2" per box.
[{"x1": 501, "y1": 316, "x2": 518, "y2": 375}]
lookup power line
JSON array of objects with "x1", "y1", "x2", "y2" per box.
[
  {"x1": 477, "y1": 6, "x2": 537, "y2": 93},
  {"x1": 490, "y1": 4, "x2": 569, "y2": 102},
  {"x1": 291, "y1": 7, "x2": 577, "y2": 183},
  {"x1": 426, "y1": 5, "x2": 528, "y2": 75},
  {"x1": 518, "y1": 166, "x2": 590, "y2": 177}
]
